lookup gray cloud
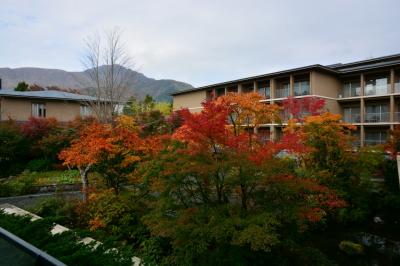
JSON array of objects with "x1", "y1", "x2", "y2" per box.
[{"x1": 0, "y1": 0, "x2": 399, "y2": 87}]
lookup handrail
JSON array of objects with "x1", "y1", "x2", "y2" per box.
[{"x1": 0, "y1": 226, "x2": 66, "y2": 266}]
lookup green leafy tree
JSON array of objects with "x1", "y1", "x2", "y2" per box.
[
  {"x1": 14, "y1": 81, "x2": 29, "y2": 91},
  {"x1": 0, "y1": 121, "x2": 30, "y2": 177},
  {"x1": 137, "y1": 94, "x2": 345, "y2": 263}
]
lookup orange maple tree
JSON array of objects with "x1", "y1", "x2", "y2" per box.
[{"x1": 59, "y1": 115, "x2": 151, "y2": 199}]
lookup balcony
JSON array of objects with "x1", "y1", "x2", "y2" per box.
[
  {"x1": 294, "y1": 81, "x2": 310, "y2": 96},
  {"x1": 395, "y1": 82, "x2": 400, "y2": 93},
  {"x1": 364, "y1": 112, "x2": 390, "y2": 123},
  {"x1": 365, "y1": 84, "x2": 390, "y2": 96},
  {"x1": 364, "y1": 76, "x2": 390, "y2": 96},
  {"x1": 278, "y1": 111, "x2": 290, "y2": 123},
  {"x1": 343, "y1": 113, "x2": 361, "y2": 123},
  {"x1": 341, "y1": 82, "x2": 361, "y2": 98},
  {"x1": 364, "y1": 139, "x2": 386, "y2": 146},
  {"x1": 276, "y1": 87, "x2": 290, "y2": 98}
]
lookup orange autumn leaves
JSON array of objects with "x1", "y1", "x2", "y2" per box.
[
  {"x1": 59, "y1": 115, "x2": 163, "y2": 173},
  {"x1": 59, "y1": 93, "x2": 349, "y2": 225}
]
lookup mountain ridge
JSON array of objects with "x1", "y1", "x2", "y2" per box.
[{"x1": 0, "y1": 66, "x2": 193, "y2": 102}]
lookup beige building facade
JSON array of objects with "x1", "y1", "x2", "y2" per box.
[
  {"x1": 172, "y1": 54, "x2": 400, "y2": 147},
  {"x1": 0, "y1": 89, "x2": 95, "y2": 122}
]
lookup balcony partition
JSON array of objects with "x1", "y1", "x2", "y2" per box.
[
  {"x1": 365, "y1": 76, "x2": 390, "y2": 96},
  {"x1": 341, "y1": 80, "x2": 361, "y2": 98}
]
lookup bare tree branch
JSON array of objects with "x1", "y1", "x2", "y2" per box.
[{"x1": 82, "y1": 27, "x2": 133, "y2": 123}]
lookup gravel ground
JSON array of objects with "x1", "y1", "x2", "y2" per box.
[{"x1": 0, "y1": 191, "x2": 82, "y2": 210}]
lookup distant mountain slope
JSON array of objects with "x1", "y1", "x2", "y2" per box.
[{"x1": 0, "y1": 67, "x2": 193, "y2": 102}]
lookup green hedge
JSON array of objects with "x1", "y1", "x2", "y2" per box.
[{"x1": 0, "y1": 212, "x2": 136, "y2": 265}]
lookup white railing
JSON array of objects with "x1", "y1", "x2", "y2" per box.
[{"x1": 364, "y1": 112, "x2": 390, "y2": 123}]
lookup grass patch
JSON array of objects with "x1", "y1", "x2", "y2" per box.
[{"x1": 0, "y1": 170, "x2": 80, "y2": 197}]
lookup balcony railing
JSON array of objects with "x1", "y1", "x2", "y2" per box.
[
  {"x1": 275, "y1": 88, "x2": 290, "y2": 98},
  {"x1": 343, "y1": 113, "x2": 361, "y2": 123},
  {"x1": 364, "y1": 139, "x2": 386, "y2": 146},
  {"x1": 364, "y1": 85, "x2": 390, "y2": 96},
  {"x1": 364, "y1": 112, "x2": 390, "y2": 123},
  {"x1": 341, "y1": 88, "x2": 361, "y2": 98}
]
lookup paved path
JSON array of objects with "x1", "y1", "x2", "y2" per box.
[{"x1": 0, "y1": 191, "x2": 82, "y2": 209}]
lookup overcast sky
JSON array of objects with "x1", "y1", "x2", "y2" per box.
[{"x1": 0, "y1": 0, "x2": 399, "y2": 87}]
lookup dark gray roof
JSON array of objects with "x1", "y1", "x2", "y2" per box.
[
  {"x1": 172, "y1": 64, "x2": 337, "y2": 96},
  {"x1": 0, "y1": 89, "x2": 97, "y2": 101},
  {"x1": 334, "y1": 59, "x2": 400, "y2": 73}
]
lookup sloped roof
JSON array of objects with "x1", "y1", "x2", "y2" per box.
[
  {"x1": 0, "y1": 89, "x2": 97, "y2": 102},
  {"x1": 172, "y1": 53, "x2": 400, "y2": 96}
]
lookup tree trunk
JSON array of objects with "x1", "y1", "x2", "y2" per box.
[
  {"x1": 79, "y1": 166, "x2": 90, "y2": 202},
  {"x1": 397, "y1": 155, "x2": 400, "y2": 192}
]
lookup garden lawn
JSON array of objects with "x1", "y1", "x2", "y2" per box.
[{"x1": 0, "y1": 170, "x2": 80, "y2": 197}]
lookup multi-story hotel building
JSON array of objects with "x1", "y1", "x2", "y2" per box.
[{"x1": 172, "y1": 54, "x2": 400, "y2": 147}]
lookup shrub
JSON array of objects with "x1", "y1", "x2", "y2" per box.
[
  {"x1": 26, "y1": 158, "x2": 53, "y2": 172},
  {"x1": 0, "y1": 212, "x2": 135, "y2": 265},
  {"x1": 0, "y1": 121, "x2": 30, "y2": 178},
  {"x1": 0, "y1": 172, "x2": 36, "y2": 197},
  {"x1": 339, "y1": 240, "x2": 364, "y2": 255}
]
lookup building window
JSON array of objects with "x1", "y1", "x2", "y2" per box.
[
  {"x1": 276, "y1": 83, "x2": 290, "y2": 98},
  {"x1": 242, "y1": 83, "x2": 254, "y2": 94},
  {"x1": 294, "y1": 80, "x2": 310, "y2": 96},
  {"x1": 257, "y1": 80, "x2": 270, "y2": 98},
  {"x1": 80, "y1": 105, "x2": 91, "y2": 117},
  {"x1": 365, "y1": 130, "x2": 388, "y2": 146},
  {"x1": 343, "y1": 107, "x2": 360, "y2": 123},
  {"x1": 395, "y1": 71, "x2": 400, "y2": 93},
  {"x1": 216, "y1": 88, "x2": 225, "y2": 97},
  {"x1": 341, "y1": 81, "x2": 361, "y2": 98},
  {"x1": 365, "y1": 104, "x2": 389, "y2": 123},
  {"x1": 32, "y1": 103, "x2": 46, "y2": 118}
]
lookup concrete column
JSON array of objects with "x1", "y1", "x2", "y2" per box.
[
  {"x1": 391, "y1": 69, "x2": 395, "y2": 94},
  {"x1": 212, "y1": 88, "x2": 216, "y2": 100},
  {"x1": 270, "y1": 125, "x2": 275, "y2": 141},
  {"x1": 238, "y1": 84, "x2": 242, "y2": 94},
  {"x1": 390, "y1": 69, "x2": 395, "y2": 130},
  {"x1": 290, "y1": 75, "x2": 294, "y2": 97},
  {"x1": 360, "y1": 74, "x2": 365, "y2": 96},
  {"x1": 309, "y1": 72, "x2": 313, "y2": 95},
  {"x1": 360, "y1": 73, "x2": 365, "y2": 147},
  {"x1": 390, "y1": 95, "x2": 395, "y2": 126},
  {"x1": 270, "y1": 79, "x2": 276, "y2": 101},
  {"x1": 224, "y1": 87, "x2": 228, "y2": 95},
  {"x1": 253, "y1": 126, "x2": 258, "y2": 134},
  {"x1": 253, "y1": 81, "x2": 257, "y2": 93},
  {"x1": 360, "y1": 98, "x2": 365, "y2": 123},
  {"x1": 360, "y1": 125, "x2": 365, "y2": 147}
]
